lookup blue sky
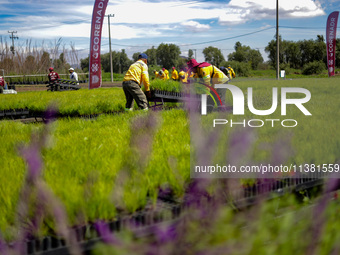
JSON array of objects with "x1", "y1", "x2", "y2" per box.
[{"x1": 0, "y1": 0, "x2": 339, "y2": 63}]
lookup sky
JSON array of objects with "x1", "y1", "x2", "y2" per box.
[{"x1": 0, "y1": 0, "x2": 339, "y2": 64}]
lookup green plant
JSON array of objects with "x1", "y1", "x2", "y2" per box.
[
  {"x1": 0, "y1": 88, "x2": 126, "y2": 114},
  {"x1": 220, "y1": 60, "x2": 251, "y2": 77},
  {"x1": 302, "y1": 61, "x2": 326, "y2": 75}
]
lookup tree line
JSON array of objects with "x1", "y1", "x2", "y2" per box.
[
  {"x1": 265, "y1": 35, "x2": 340, "y2": 74},
  {"x1": 0, "y1": 38, "x2": 79, "y2": 75},
  {"x1": 1, "y1": 35, "x2": 339, "y2": 76},
  {"x1": 80, "y1": 35, "x2": 340, "y2": 76}
]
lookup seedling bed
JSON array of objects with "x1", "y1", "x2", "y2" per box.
[
  {"x1": 19, "y1": 175, "x2": 328, "y2": 255},
  {"x1": 0, "y1": 108, "x2": 30, "y2": 120},
  {"x1": 47, "y1": 79, "x2": 80, "y2": 92},
  {"x1": 149, "y1": 89, "x2": 201, "y2": 109}
]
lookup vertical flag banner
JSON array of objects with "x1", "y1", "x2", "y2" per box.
[
  {"x1": 89, "y1": 0, "x2": 109, "y2": 89},
  {"x1": 326, "y1": 11, "x2": 339, "y2": 77}
]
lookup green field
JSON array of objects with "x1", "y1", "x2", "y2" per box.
[{"x1": 1, "y1": 77, "x2": 340, "y2": 249}]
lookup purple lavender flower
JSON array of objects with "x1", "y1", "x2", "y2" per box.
[{"x1": 94, "y1": 220, "x2": 120, "y2": 246}]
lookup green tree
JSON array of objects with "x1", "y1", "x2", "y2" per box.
[
  {"x1": 299, "y1": 39, "x2": 315, "y2": 67},
  {"x1": 156, "y1": 43, "x2": 181, "y2": 69},
  {"x1": 24, "y1": 55, "x2": 36, "y2": 74},
  {"x1": 188, "y1": 49, "x2": 194, "y2": 60},
  {"x1": 145, "y1": 47, "x2": 157, "y2": 65},
  {"x1": 80, "y1": 57, "x2": 89, "y2": 72},
  {"x1": 313, "y1": 36, "x2": 326, "y2": 63},
  {"x1": 265, "y1": 35, "x2": 285, "y2": 68},
  {"x1": 101, "y1": 49, "x2": 132, "y2": 74},
  {"x1": 336, "y1": 38, "x2": 340, "y2": 68},
  {"x1": 132, "y1": 52, "x2": 141, "y2": 62},
  {"x1": 53, "y1": 52, "x2": 70, "y2": 71},
  {"x1": 202, "y1": 46, "x2": 225, "y2": 67},
  {"x1": 228, "y1": 42, "x2": 263, "y2": 69},
  {"x1": 284, "y1": 41, "x2": 301, "y2": 69},
  {"x1": 119, "y1": 49, "x2": 132, "y2": 73},
  {"x1": 265, "y1": 35, "x2": 327, "y2": 70}
]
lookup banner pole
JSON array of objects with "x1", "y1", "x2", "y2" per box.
[{"x1": 88, "y1": 0, "x2": 109, "y2": 89}]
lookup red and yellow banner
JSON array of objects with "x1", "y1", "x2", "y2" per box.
[
  {"x1": 89, "y1": 0, "x2": 109, "y2": 89},
  {"x1": 326, "y1": 11, "x2": 339, "y2": 77}
]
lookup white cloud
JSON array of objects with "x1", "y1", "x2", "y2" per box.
[
  {"x1": 0, "y1": 0, "x2": 327, "y2": 42},
  {"x1": 219, "y1": 0, "x2": 325, "y2": 25},
  {"x1": 181, "y1": 21, "x2": 210, "y2": 32}
]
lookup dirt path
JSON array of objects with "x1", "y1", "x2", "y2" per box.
[{"x1": 14, "y1": 81, "x2": 122, "y2": 92}]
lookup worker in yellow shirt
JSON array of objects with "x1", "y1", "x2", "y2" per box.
[
  {"x1": 162, "y1": 68, "x2": 170, "y2": 79},
  {"x1": 187, "y1": 58, "x2": 229, "y2": 109},
  {"x1": 227, "y1": 65, "x2": 236, "y2": 79},
  {"x1": 122, "y1": 53, "x2": 151, "y2": 111},
  {"x1": 171, "y1": 67, "x2": 179, "y2": 81},
  {"x1": 219, "y1": 66, "x2": 230, "y2": 79},
  {"x1": 159, "y1": 70, "x2": 166, "y2": 80},
  {"x1": 153, "y1": 70, "x2": 159, "y2": 79},
  {"x1": 179, "y1": 68, "x2": 188, "y2": 84}
]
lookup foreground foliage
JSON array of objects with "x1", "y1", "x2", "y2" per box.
[{"x1": 0, "y1": 77, "x2": 339, "y2": 253}]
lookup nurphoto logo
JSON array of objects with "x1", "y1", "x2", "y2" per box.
[{"x1": 201, "y1": 84, "x2": 312, "y2": 128}]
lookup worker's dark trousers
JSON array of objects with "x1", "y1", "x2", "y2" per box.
[
  {"x1": 206, "y1": 88, "x2": 226, "y2": 112},
  {"x1": 122, "y1": 80, "x2": 148, "y2": 110}
]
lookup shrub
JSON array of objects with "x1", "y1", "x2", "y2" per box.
[
  {"x1": 220, "y1": 61, "x2": 251, "y2": 77},
  {"x1": 279, "y1": 63, "x2": 292, "y2": 75},
  {"x1": 302, "y1": 61, "x2": 326, "y2": 75}
]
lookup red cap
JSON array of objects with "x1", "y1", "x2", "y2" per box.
[
  {"x1": 162, "y1": 68, "x2": 165, "y2": 71},
  {"x1": 172, "y1": 67, "x2": 175, "y2": 69},
  {"x1": 187, "y1": 59, "x2": 200, "y2": 70},
  {"x1": 49, "y1": 67, "x2": 54, "y2": 71}
]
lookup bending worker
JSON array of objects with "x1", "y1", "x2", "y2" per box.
[
  {"x1": 153, "y1": 70, "x2": 159, "y2": 79},
  {"x1": 187, "y1": 59, "x2": 229, "y2": 109},
  {"x1": 179, "y1": 67, "x2": 189, "y2": 84},
  {"x1": 122, "y1": 53, "x2": 151, "y2": 111},
  {"x1": 162, "y1": 68, "x2": 170, "y2": 79},
  {"x1": 227, "y1": 65, "x2": 236, "y2": 79}
]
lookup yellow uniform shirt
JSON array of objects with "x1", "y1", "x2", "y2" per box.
[
  {"x1": 197, "y1": 65, "x2": 229, "y2": 87},
  {"x1": 159, "y1": 71, "x2": 167, "y2": 80},
  {"x1": 228, "y1": 67, "x2": 236, "y2": 79},
  {"x1": 123, "y1": 60, "x2": 150, "y2": 91},
  {"x1": 164, "y1": 69, "x2": 170, "y2": 79},
  {"x1": 171, "y1": 69, "x2": 179, "y2": 80},
  {"x1": 179, "y1": 70, "x2": 188, "y2": 83}
]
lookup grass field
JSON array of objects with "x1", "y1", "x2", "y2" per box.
[{"x1": 1, "y1": 77, "x2": 340, "y2": 248}]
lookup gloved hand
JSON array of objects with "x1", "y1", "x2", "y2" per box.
[{"x1": 145, "y1": 90, "x2": 152, "y2": 99}]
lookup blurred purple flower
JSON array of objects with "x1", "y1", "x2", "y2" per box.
[
  {"x1": 20, "y1": 143, "x2": 43, "y2": 182},
  {"x1": 153, "y1": 223, "x2": 177, "y2": 244},
  {"x1": 0, "y1": 236, "x2": 9, "y2": 255},
  {"x1": 94, "y1": 221, "x2": 120, "y2": 246},
  {"x1": 43, "y1": 103, "x2": 58, "y2": 124}
]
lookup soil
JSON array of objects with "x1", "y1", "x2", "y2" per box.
[{"x1": 14, "y1": 81, "x2": 122, "y2": 92}]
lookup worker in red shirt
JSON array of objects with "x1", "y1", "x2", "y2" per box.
[
  {"x1": 48, "y1": 67, "x2": 60, "y2": 83},
  {"x1": 0, "y1": 75, "x2": 8, "y2": 93},
  {"x1": 0, "y1": 76, "x2": 5, "y2": 87}
]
